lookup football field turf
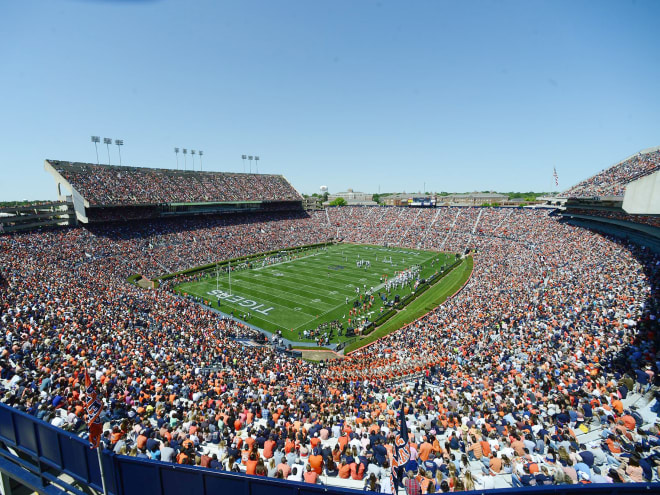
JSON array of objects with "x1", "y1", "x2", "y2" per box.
[{"x1": 176, "y1": 243, "x2": 453, "y2": 343}]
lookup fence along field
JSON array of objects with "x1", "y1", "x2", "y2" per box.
[{"x1": 176, "y1": 243, "x2": 456, "y2": 343}]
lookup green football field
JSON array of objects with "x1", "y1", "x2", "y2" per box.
[{"x1": 176, "y1": 244, "x2": 454, "y2": 343}]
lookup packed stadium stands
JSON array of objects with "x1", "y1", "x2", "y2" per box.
[
  {"x1": 48, "y1": 161, "x2": 302, "y2": 206},
  {"x1": 1, "y1": 199, "x2": 659, "y2": 492},
  {"x1": 562, "y1": 149, "x2": 660, "y2": 198}
]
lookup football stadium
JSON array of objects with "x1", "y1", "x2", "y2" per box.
[
  {"x1": 1, "y1": 148, "x2": 659, "y2": 495},
  {"x1": 1, "y1": 2, "x2": 660, "y2": 495}
]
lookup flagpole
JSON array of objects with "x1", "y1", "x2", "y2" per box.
[
  {"x1": 97, "y1": 446, "x2": 108, "y2": 495},
  {"x1": 86, "y1": 370, "x2": 107, "y2": 495}
]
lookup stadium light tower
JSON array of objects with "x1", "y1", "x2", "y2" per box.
[
  {"x1": 103, "y1": 138, "x2": 112, "y2": 165},
  {"x1": 115, "y1": 139, "x2": 124, "y2": 166},
  {"x1": 199, "y1": 151, "x2": 203, "y2": 171},
  {"x1": 174, "y1": 147, "x2": 180, "y2": 170},
  {"x1": 255, "y1": 156, "x2": 260, "y2": 174},
  {"x1": 241, "y1": 155, "x2": 247, "y2": 173},
  {"x1": 91, "y1": 136, "x2": 100, "y2": 164},
  {"x1": 248, "y1": 155, "x2": 253, "y2": 173},
  {"x1": 182, "y1": 149, "x2": 187, "y2": 171},
  {"x1": 191, "y1": 150, "x2": 196, "y2": 171}
]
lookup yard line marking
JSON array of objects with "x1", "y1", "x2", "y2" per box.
[{"x1": 220, "y1": 277, "x2": 335, "y2": 312}]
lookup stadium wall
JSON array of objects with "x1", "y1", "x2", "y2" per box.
[
  {"x1": 44, "y1": 160, "x2": 89, "y2": 223},
  {"x1": 0, "y1": 403, "x2": 655, "y2": 495},
  {"x1": 623, "y1": 170, "x2": 660, "y2": 215}
]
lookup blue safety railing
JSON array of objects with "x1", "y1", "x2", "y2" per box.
[{"x1": 0, "y1": 403, "x2": 655, "y2": 495}]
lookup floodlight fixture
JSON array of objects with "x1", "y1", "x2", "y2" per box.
[
  {"x1": 103, "y1": 138, "x2": 112, "y2": 165},
  {"x1": 191, "y1": 150, "x2": 196, "y2": 171},
  {"x1": 183, "y1": 148, "x2": 187, "y2": 171},
  {"x1": 174, "y1": 148, "x2": 180, "y2": 170},
  {"x1": 199, "y1": 151, "x2": 203, "y2": 171},
  {"x1": 248, "y1": 155, "x2": 253, "y2": 173},
  {"x1": 91, "y1": 136, "x2": 100, "y2": 164},
  {"x1": 115, "y1": 139, "x2": 124, "y2": 166},
  {"x1": 241, "y1": 155, "x2": 247, "y2": 173},
  {"x1": 255, "y1": 156, "x2": 260, "y2": 174}
]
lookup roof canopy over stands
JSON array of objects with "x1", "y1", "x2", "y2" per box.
[
  {"x1": 47, "y1": 160, "x2": 302, "y2": 207},
  {"x1": 562, "y1": 147, "x2": 660, "y2": 199}
]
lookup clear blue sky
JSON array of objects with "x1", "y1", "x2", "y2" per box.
[{"x1": 1, "y1": 0, "x2": 659, "y2": 200}]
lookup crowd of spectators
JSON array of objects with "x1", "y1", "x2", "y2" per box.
[
  {"x1": 82, "y1": 211, "x2": 332, "y2": 279},
  {"x1": 50, "y1": 161, "x2": 302, "y2": 206},
  {"x1": 563, "y1": 150, "x2": 660, "y2": 198},
  {"x1": 1, "y1": 206, "x2": 658, "y2": 492}
]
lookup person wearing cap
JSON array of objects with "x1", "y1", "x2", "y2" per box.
[
  {"x1": 577, "y1": 470, "x2": 591, "y2": 483},
  {"x1": 590, "y1": 465, "x2": 611, "y2": 483},
  {"x1": 510, "y1": 462, "x2": 536, "y2": 488}
]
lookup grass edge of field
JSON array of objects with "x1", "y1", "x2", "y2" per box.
[{"x1": 342, "y1": 255, "x2": 474, "y2": 354}]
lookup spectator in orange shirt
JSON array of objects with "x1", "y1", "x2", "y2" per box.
[
  {"x1": 338, "y1": 460, "x2": 351, "y2": 479},
  {"x1": 467, "y1": 436, "x2": 483, "y2": 460},
  {"x1": 511, "y1": 438, "x2": 526, "y2": 457},
  {"x1": 263, "y1": 437, "x2": 276, "y2": 459},
  {"x1": 310, "y1": 432, "x2": 321, "y2": 450},
  {"x1": 350, "y1": 460, "x2": 365, "y2": 480},
  {"x1": 245, "y1": 452, "x2": 258, "y2": 475},
  {"x1": 488, "y1": 453, "x2": 503, "y2": 475},
  {"x1": 303, "y1": 464, "x2": 319, "y2": 484},
  {"x1": 309, "y1": 452, "x2": 324, "y2": 474},
  {"x1": 136, "y1": 433, "x2": 147, "y2": 451},
  {"x1": 418, "y1": 438, "x2": 433, "y2": 462},
  {"x1": 332, "y1": 444, "x2": 342, "y2": 462}
]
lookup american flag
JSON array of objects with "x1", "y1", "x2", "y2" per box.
[
  {"x1": 553, "y1": 167, "x2": 559, "y2": 187},
  {"x1": 85, "y1": 371, "x2": 104, "y2": 449}
]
